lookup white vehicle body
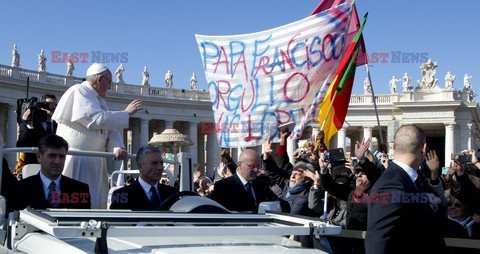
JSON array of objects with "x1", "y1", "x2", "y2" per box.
[
  {"x1": 9, "y1": 208, "x2": 340, "y2": 254},
  {"x1": 0, "y1": 143, "x2": 341, "y2": 253}
]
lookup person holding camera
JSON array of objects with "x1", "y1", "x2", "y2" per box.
[{"x1": 16, "y1": 94, "x2": 58, "y2": 166}]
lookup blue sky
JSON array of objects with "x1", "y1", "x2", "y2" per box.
[{"x1": 1, "y1": 0, "x2": 478, "y2": 95}]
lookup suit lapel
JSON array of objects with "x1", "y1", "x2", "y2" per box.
[
  {"x1": 233, "y1": 174, "x2": 256, "y2": 207},
  {"x1": 131, "y1": 181, "x2": 154, "y2": 209},
  {"x1": 32, "y1": 174, "x2": 51, "y2": 208}
]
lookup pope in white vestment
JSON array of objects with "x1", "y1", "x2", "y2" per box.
[{"x1": 52, "y1": 63, "x2": 142, "y2": 208}]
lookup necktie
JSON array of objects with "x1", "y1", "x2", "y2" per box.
[
  {"x1": 46, "y1": 122, "x2": 53, "y2": 134},
  {"x1": 245, "y1": 182, "x2": 256, "y2": 205},
  {"x1": 47, "y1": 181, "x2": 59, "y2": 207},
  {"x1": 150, "y1": 186, "x2": 161, "y2": 209}
]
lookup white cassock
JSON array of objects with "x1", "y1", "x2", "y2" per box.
[{"x1": 52, "y1": 81, "x2": 129, "y2": 208}]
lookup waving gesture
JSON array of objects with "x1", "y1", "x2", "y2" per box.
[{"x1": 355, "y1": 137, "x2": 372, "y2": 161}]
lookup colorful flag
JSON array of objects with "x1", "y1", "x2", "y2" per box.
[
  {"x1": 196, "y1": 2, "x2": 355, "y2": 148},
  {"x1": 311, "y1": 0, "x2": 367, "y2": 65},
  {"x1": 317, "y1": 13, "x2": 368, "y2": 148}
]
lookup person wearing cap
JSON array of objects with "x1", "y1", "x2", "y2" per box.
[
  {"x1": 52, "y1": 63, "x2": 143, "y2": 209},
  {"x1": 281, "y1": 162, "x2": 318, "y2": 216}
]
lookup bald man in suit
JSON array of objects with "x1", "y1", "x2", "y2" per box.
[
  {"x1": 365, "y1": 125, "x2": 445, "y2": 254},
  {"x1": 211, "y1": 149, "x2": 289, "y2": 213}
]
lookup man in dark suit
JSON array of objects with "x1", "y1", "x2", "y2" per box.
[
  {"x1": 15, "y1": 134, "x2": 91, "y2": 209},
  {"x1": 211, "y1": 149, "x2": 289, "y2": 213},
  {"x1": 16, "y1": 94, "x2": 58, "y2": 165},
  {"x1": 110, "y1": 146, "x2": 177, "y2": 210},
  {"x1": 365, "y1": 125, "x2": 445, "y2": 254},
  {"x1": 2, "y1": 157, "x2": 18, "y2": 214}
]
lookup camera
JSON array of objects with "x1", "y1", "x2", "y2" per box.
[
  {"x1": 329, "y1": 148, "x2": 346, "y2": 163},
  {"x1": 451, "y1": 152, "x2": 480, "y2": 164},
  {"x1": 16, "y1": 97, "x2": 50, "y2": 124}
]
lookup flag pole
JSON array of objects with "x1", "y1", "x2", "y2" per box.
[{"x1": 365, "y1": 64, "x2": 385, "y2": 148}]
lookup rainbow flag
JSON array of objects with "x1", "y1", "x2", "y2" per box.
[{"x1": 317, "y1": 13, "x2": 367, "y2": 148}]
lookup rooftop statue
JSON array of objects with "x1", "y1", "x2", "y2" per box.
[
  {"x1": 417, "y1": 59, "x2": 438, "y2": 89},
  {"x1": 38, "y1": 49, "x2": 46, "y2": 72},
  {"x1": 190, "y1": 73, "x2": 198, "y2": 90},
  {"x1": 66, "y1": 55, "x2": 75, "y2": 76},
  {"x1": 11, "y1": 44, "x2": 20, "y2": 67},
  {"x1": 463, "y1": 74, "x2": 474, "y2": 102},
  {"x1": 165, "y1": 70, "x2": 173, "y2": 88},
  {"x1": 116, "y1": 63, "x2": 125, "y2": 84},
  {"x1": 389, "y1": 76, "x2": 400, "y2": 94},
  {"x1": 402, "y1": 73, "x2": 412, "y2": 92},
  {"x1": 363, "y1": 76, "x2": 371, "y2": 94},
  {"x1": 142, "y1": 66, "x2": 149, "y2": 86},
  {"x1": 463, "y1": 73, "x2": 472, "y2": 90},
  {"x1": 445, "y1": 71, "x2": 455, "y2": 89}
]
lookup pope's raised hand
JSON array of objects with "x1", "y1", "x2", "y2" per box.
[{"x1": 125, "y1": 100, "x2": 143, "y2": 116}]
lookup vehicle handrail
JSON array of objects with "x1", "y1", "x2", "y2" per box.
[
  {"x1": 3, "y1": 147, "x2": 176, "y2": 164},
  {"x1": 110, "y1": 167, "x2": 175, "y2": 188},
  {"x1": 0, "y1": 139, "x2": 177, "y2": 192}
]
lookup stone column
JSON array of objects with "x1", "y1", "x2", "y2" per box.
[
  {"x1": 363, "y1": 126, "x2": 373, "y2": 150},
  {"x1": 211, "y1": 137, "x2": 221, "y2": 177},
  {"x1": 0, "y1": 106, "x2": 6, "y2": 135},
  {"x1": 164, "y1": 120, "x2": 174, "y2": 129},
  {"x1": 6, "y1": 105, "x2": 17, "y2": 165},
  {"x1": 230, "y1": 147, "x2": 238, "y2": 163},
  {"x1": 337, "y1": 127, "x2": 347, "y2": 149},
  {"x1": 445, "y1": 124, "x2": 455, "y2": 167},
  {"x1": 387, "y1": 120, "x2": 400, "y2": 143},
  {"x1": 139, "y1": 118, "x2": 150, "y2": 147},
  {"x1": 197, "y1": 131, "x2": 206, "y2": 175},
  {"x1": 459, "y1": 123, "x2": 473, "y2": 151},
  {"x1": 131, "y1": 118, "x2": 141, "y2": 163},
  {"x1": 188, "y1": 121, "x2": 198, "y2": 167},
  {"x1": 206, "y1": 132, "x2": 216, "y2": 178}
]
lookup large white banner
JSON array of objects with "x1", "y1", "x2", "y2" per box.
[{"x1": 196, "y1": 2, "x2": 352, "y2": 148}]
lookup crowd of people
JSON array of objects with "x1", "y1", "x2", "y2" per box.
[
  {"x1": 2, "y1": 62, "x2": 480, "y2": 253},
  {"x1": 192, "y1": 126, "x2": 480, "y2": 253}
]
